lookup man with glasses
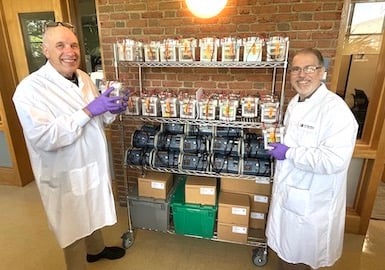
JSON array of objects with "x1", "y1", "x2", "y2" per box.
[
  {"x1": 13, "y1": 22, "x2": 128, "y2": 270},
  {"x1": 266, "y1": 48, "x2": 358, "y2": 270}
]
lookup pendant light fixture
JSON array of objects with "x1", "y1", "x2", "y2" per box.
[{"x1": 185, "y1": 0, "x2": 228, "y2": 19}]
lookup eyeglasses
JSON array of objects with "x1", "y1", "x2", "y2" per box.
[
  {"x1": 290, "y1": 65, "x2": 322, "y2": 74},
  {"x1": 45, "y1": 21, "x2": 74, "y2": 30}
]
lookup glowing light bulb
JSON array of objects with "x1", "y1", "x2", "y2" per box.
[{"x1": 185, "y1": 0, "x2": 228, "y2": 19}]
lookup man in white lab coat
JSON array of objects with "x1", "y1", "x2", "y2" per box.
[
  {"x1": 13, "y1": 22, "x2": 128, "y2": 270},
  {"x1": 266, "y1": 48, "x2": 358, "y2": 270}
]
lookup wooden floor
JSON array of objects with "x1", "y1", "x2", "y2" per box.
[{"x1": 1, "y1": 181, "x2": 385, "y2": 270}]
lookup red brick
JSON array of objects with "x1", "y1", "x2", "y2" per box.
[
  {"x1": 293, "y1": 3, "x2": 322, "y2": 12},
  {"x1": 314, "y1": 12, "x2": 342, "y2": 21},
  {"x1": 96, "y1": 0, "x2": 346, "y2": 198}
]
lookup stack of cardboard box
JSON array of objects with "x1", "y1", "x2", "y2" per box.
[
  {"x1": 219, "y1": 177, "x2": 271, "y2": 241},
  {"x1": 217, "y1": 191, "x2": 250, "y2": 243}
]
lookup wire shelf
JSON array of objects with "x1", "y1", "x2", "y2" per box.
[
  {"x1": 121, "y1": 115, "x2": 267, "y2": 129},
  {"x1": 119, "y1": 60, "x2": 287, "y2": 69},
  {"x1": 125, "y1": 164, "x2": 271, "y2": 184}
]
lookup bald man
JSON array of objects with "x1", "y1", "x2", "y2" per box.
[{"x1": 13, "y1": 22, "x2": 127, "y2": 270}]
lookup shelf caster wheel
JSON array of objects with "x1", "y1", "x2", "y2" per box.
[
  {"x1": 252, "y1": 247, "x2": 268, "y2": 266},
  {"x1": 121, "y1": 231, "x2": 134, "y2": 249}
]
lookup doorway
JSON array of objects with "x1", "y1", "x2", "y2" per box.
[{"x1": 77, "y1": 0, "x2": 101, "y2": 73}]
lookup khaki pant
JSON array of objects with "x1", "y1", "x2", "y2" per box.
[{"x1": 63, "y1": 229, "x2": 105, "y2": 270}]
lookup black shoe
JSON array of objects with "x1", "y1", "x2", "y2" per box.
[{"x1": 87, "y1": 246, "x2": 126, "y2": 263}]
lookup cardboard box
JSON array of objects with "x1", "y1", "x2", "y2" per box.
[
  {"x1": 220, "y1": 177, "x2": 271, "y2": 196},
  {"x1": 249, "y1": 211, "x2": 266, "y2": 230},
  {"x1": 217, "y1": 222, "x2": 248, "y2": 244},
  {"x1": 185, "y1": 176, "x2": 217, "y2": 205},
  {"x1": 244, "y1": 193, "x2": 269, "y2": 213},
  {"x1": 218, "y1": 192, "x2": 250, "y2": 226},
  {"x1": 138, "y1": 172, "x2": 173, "y2": 199}
]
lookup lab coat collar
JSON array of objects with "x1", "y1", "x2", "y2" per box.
[{"x1": 41, "y1": 61, "x2": 80, "y2": 89}]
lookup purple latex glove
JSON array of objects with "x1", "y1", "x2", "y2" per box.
[
  {"x1": 268, "y1": 142, "x2": 289, "y2": 160},
  {"x1": 85, "y1": 87, "x2": 122, "y2": 117},
  {"x1": 109, "y1": 90, "x2": 130, "y2": 114}
]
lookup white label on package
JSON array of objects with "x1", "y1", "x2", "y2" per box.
[
  {"x1": 254, "y1": 178, "x2": 270, "y2": 184},
  {"x1": 151, "y1": 181, "x2": 165, "y2": 190},
  {"x1": 231, "y1": 207, "x2": 247, "y2": 216},
  {"x1": 200, "y1": 187, "x2": 215, "y2": 195},
  {"x1": 250, "y1": 212, "x2": 265, "y2": 220},
  {"x1": 254, "y1": 195, "x2": 269, "y2": 203},
  {"x1": 232, "y1": 225, "x2": 247, "y2": 234}
]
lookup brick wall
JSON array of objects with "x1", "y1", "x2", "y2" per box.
[{"x1": 96, "y1": 0, "x2": 345, "y2": 203}]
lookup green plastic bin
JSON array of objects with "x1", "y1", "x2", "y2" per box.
[{"x1": 170, "y1": 178, "x2": 217, "y2": 239}]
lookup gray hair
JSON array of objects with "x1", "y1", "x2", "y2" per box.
[{"x1": 292, "y1": 48, "x2": 325, "y2": 66}]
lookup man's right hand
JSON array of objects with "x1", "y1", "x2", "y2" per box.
[{"x1": 85, "y1": 87, "x2": 122, "y2": 117}]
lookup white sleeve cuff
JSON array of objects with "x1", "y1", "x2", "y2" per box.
[{"x1": 73, "y1": 109, "x2": 91, "y2": 127}]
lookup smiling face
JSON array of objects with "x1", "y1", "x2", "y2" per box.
[
  {"x1": 290, "y1": 51, "x2": 325, "y2": 101},
  {"x1": 42, "y1": 26, "x2": 80, "y2": 78}
]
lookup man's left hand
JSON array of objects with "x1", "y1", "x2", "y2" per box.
[{"x1": 268, "y1": 142, "x2": 289, "y2": 160}]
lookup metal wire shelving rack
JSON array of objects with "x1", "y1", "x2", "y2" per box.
[{"x1": 117, "y1": 40, "x2": 290, "y2": 266}]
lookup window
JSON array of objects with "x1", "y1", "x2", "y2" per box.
[
  {"x1": 350, "y1": 2, "x2": 385, "y2": 35},
  {"x1": 335, "y1": 1, "x2": 385, "y2": 139},
  {"x1": 18, "y1": 12, "x2": 55, "y2": 73}
]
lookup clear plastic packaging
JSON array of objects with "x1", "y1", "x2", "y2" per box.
[
  {"x1": 160, "y1": 39, "x2": 178, "y2": 62},
  {"x1": 144, "y1": 41, "x2": 160, "y2": 62},
  {"x1": 243, "y1": 37, "x2": 264, "y2": 62},
  {"x1": 178, "y1": 38, "x2": 197, "y2": 62},
  {"x1": 266, "y1": 36, "x2": 288, "y2": 61},
  {"x1": 221, "y1": 37, "x2": 242, "y2": 62},
  {"x1": 241, "y1": 96, "x2": 259, "y2": 118},
  {"x1": 199, "y1": 37, "x2": 219, "y2": 62}
]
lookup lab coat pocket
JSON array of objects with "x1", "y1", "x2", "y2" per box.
[
  {"x1": 69, "y1": 162, "x2": 100, "y2": 196},
  {"x1": 297, "y1": 122, "x2": 317, "y2": 147},
  {"x1": 282, "y1": 185, "x2": 310, "y2": 216}
]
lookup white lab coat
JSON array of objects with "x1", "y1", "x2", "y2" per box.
[
  {"x1": 13, "y1": 62, "x2": 117, "y2": 248},
  {"x1": 266, "y1": 83, "x2": 358, "y2": 269}
]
